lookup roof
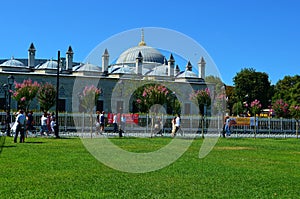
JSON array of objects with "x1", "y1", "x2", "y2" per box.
[
  {"x1": 116, "y1": 45, "x2": 165, "y2": 64},
  {"x1": 0, "y1": 58, "x2": 25, "y2": 67}
]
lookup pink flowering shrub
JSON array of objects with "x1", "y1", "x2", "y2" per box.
[
  {"x1": 250, "y1": 99, "x2": 262, "y2": 116},
  {"x1": 272, "y1": 99, "x2": 289, "y2": 118},
  {"x1": 190, "y1": 88, "x2": 211, "y2": 115},
  {"x1": 78, "y1": 85, "x2": 102, "y2": 113},
  {"x1": 290, "y1": 105, "x2": 300, "y2": 120},
  {"x1": 134, "y1": 84, "x2": 176, "y2": 114},
  {"x1": 12, "y1": 79, "x2": 40, "y2": 111}
]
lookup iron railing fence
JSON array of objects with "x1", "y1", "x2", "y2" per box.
[{"x1": 0, "y1": 112, "x2": 299, "y2": 138}]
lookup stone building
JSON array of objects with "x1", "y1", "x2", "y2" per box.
[{"x1": 0, "y1": 34, "x2": 212, "y2": 115}]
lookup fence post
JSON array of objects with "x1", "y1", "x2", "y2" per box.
[
  {"x1": 83, "y1": 112, "x2": 85, "y2": 136},
  {"x1": 268, "y1": 117, "x2": 271, "y2": 138},
  {"x1": 296, "y1": 120, "x2": 299, "y2": 139},
  {"x1": 280, "y1": 117, "x2": 284, "y2": 138},
  {"x1": 64, "y1": 112, "x2": 67, "y2": 133},
  {"x1": 254, "y1": 116, "x2": 257, "y2": 139},
  {"x1": 146, "y1": 114, "x2": 149, "y2": 135}
]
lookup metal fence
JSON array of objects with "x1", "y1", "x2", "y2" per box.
[{"x1": 1, "y1": 112, "x2": 299, "y2": 138}]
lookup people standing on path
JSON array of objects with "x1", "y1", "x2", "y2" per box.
[
  {"x1": 170, "y1": 116, "x2": 176, "y2": 137},
  {"x1": 14, "y1": 109, "x2": 26, "y2": 143},
  {"x1": 50, "y1": 117, "x2": 57, "y2": 134},
  {"x1": 39, "y1": 112, "x2": 48, "y2": 136},
  {"x1": 100, "y1": 111, "x2": 105, "y2": 134},
  {"x1": 113, "y1": 113, "x2": 122, "y2": 137},
  {"x1": 113, "y1": 113, "x2": 118, "y2": 133},
  {"x1": 26, "y1": 110, "x2": 34, "y2": 137},
  {"x1": 173, "y1": 114, "x2": 181, "y2": 137},
  {"x1": 120, "y1": 113, "x2": 126, "y2": 135},
  {"x1": 46, "y1": 112, "x2": 52, "y2": 134},
  {"x1": 222, "y1": 116, "x2": 229, "y2": 138},
  {"x1": 95, "y1": 111, "x2": 101, "y2": 135}
]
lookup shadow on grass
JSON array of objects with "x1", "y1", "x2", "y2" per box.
[
  {"x1": 25, "y1": 142, "x2": 44, "y2": 144},
  {"x1": 2, "y1": 145, "x2": 17, "y2": 148}
]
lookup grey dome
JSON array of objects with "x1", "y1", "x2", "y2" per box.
[
  {"x1": 177, "y1": 70, "x2": 198, "y2": 78},
  {"x1": 38, "y1": 60, "x2": 58, "y2": 69},
  {"x1": 116, "y1": 45, "x2": 164, "y2": 64},
  {"x1": 0, "y1": 58, "x2": 25, "y2": 67},
  {"x1": 76, "y1": 63, "x2": 101, "y2": 72}
]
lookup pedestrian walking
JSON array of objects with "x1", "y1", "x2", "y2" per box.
[{"x1": 14, "y1": 110, "x2": 26, "y2": 143}]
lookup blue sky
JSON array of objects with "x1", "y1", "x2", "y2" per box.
[{"x1": 1, "y1": 0, "x2": 299, "y2": 85}]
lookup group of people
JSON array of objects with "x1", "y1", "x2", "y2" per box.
[
  {"x1": 39, "y1": 112, "x2": 56, "y2": 136},
  {"x1": 95, "y1": 111, "x2": 126, "y2": 137},
  {"x1": 171, "y1": 114, "x2": 181, "y2": 137},
  {"x1": 95, "y1": 111, "x2": 105, "y2": 135},
  {"x1": 12, "y1": 110, "x2": 57, "y2": 143},
  {"x1": 13, "y1": 109, "x2": 26, "y2": 143},
  {"x1": 151, "y1": 113, "x2": 182, "y2": 138},
  {"x1": 222, "y1": 116, "x2": 237, "y2": 137}
]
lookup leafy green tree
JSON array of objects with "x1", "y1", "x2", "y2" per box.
[
  {"x1": 290, "y1": 105, "x2": 300, "y2": 120},
  {"x1": 205, "y1": 75, "x2": 224, "y2": 94},
  {"x1": 233, "y1": 68, "x2": 272, "y2": 109},
  {"x1": 205, "y1": 76, "x2": 226, "y2": 114},
  {"x1": 225, "y1": 85, "x2": 237, "y2": 116},
  {"x1": 12, "y1": 79, "x2": 40, "y2": 112},
  {"x1": 273, "y1": 75, "x2": 300, "y2": 106},
  {"x1": 37, "y1": 83, "x2": 57, "y2": 112},
  {"x1": 290, "y1": 105, "x2": 300, "y2": 138},
  {"x1": 232, "y1": 101, "x2": 243, "y2": 116}
]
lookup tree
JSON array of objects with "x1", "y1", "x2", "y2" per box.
[
  {"x1": 12, "y1": 79, "x2": 40, "y2": 112},
  {"x1": 273, "y1": 75, "x2": 300, "y2": 106},
  {"x1": 225, "y1": 85, "x2": 236, "y2": 116},
  {"x1": 250, "y1": 99, "x2": 262, "y2": 138},
  {"x1": 190, "y1": 88, "x2": 211, "y2": 116},
  {"x1": 78, "y1": 85, "x2": 101, "y2": 113},
  {"x1": 78, "y1": 85, "x2": 102, "y2": 136},
  {"x1": 272, "y1": 99, "x2": 289, "y2": 118},
  {"x1": 133, "y1": 84, "x2": 179, "y2": 114},
  {"x1": 232, "y1": 101, "x2": 243, "y2": 116},
  {"x1": 290, "y1": 105, "x2": 300, "y2": 120},
  {"x1": 250, "y1": 99, "x2": 262, "y2": 116},
  {"x1": 205, "y1": 75, "x2": 224, "y2": 94},
  {"x1": 37, "y1": 83, "x2": 57, "y2": 112},
  {"x1": 205, "y1": 76, "x2": 226, "y2": 114},
  {"x1": 233, "y1": 68, "x2": 272, "y2": 109},
  {"x1": 290, "y1": 105, "x2": 300, "y2": 138}
]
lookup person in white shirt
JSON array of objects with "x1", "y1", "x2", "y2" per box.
[
  {"x1": 113, "y1": 113, "x2": 122, "y2": 137},
  {"x1": 174, "y1": 114, "x2": 181, "y2": 136},
  {"x1": 14, "y1": 109, "x2": 26, "y2": 143},
  {"x1": 113, "y1": 114, "x2": 118, "y2": 133},
  {"x1": 39, "y1": 112, "x2": 48, "y2": 136},
  {"x1": 50, "y1": 117, "x2": 56, "y2": 133},
  {"x1": 100, "y1": 111, "x2": 105, "y2": 133}
]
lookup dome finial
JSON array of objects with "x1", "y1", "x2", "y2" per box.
[{"x1": 138, "y1": 28, "x2": 146, "y2": 46}]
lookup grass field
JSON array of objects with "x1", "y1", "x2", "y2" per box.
[{"x1": 0, "y1": 136, "x2": 300, "y2": 198}]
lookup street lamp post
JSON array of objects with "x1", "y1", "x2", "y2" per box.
[
  {"x1": 2, "y1": 84, "x2": 8, "y2": 134},
  {"x1": 55, "y1": 51, "x2": 60, "y2": 138},
  {"x1": 171, "y1": 92, "x2": 176, "y2": 115},
  {"x1": 6, "y1": 75, "x2": 15, "y2": 137}
]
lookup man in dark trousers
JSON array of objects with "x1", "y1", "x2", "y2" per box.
[{"x1": 14, "y1": 109, "x2": 26, "y2": 143}]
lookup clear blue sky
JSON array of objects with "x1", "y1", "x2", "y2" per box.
[{"x1": 1, "y1": 0, "x2": 299, "y2": 85}]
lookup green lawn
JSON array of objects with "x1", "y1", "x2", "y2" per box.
[{"x1": 0, "y1": 136, "x2": 299, "y2": 198}]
